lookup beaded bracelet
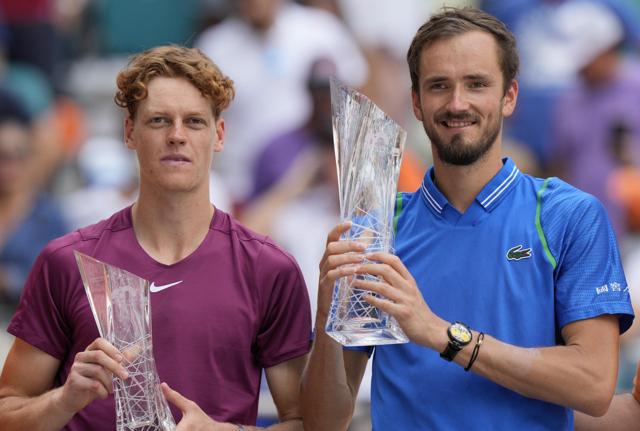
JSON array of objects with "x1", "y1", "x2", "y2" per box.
[{"x1": 464, "y1": 332, "x2": 484, "y2": 372}]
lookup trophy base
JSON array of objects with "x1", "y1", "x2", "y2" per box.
[{"x1": 326, "y1": 325, "x2": 409, "y2": 347}]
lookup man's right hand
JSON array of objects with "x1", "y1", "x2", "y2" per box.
[
  {"x1": 317, "y1": 222, "x2": 367, "y2": 325},
  {"x1": 56, "y1": 337, "x2": 128, "y2": 414}
]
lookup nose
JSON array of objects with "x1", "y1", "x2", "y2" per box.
[
  {"x1": 446, "y1": 85, "x2": 470, "y2": 113},
  {"x1": 168, "y1": 121, "x2": 187, "y2": 146}
]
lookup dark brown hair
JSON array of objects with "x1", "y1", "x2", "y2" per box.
[
  {"x1": 407, "y1": 7, "x2": 519, "y2": 94},
  {"x1": 115, "y1": 45, "x2": 235, "y2": 118}
]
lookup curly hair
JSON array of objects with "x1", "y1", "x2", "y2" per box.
[
  {"x1": 115, "y1": 45, "x2": 235, "y2": 119},
  {"x1": 407, "y1": 7, "x2": 519, "y2": 95}
]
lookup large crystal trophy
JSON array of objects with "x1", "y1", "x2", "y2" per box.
[
  {"x1": 74, "y1": 251, "x2": 176, "y2": 431},
  {"x1": 325, "y1": 78, "x2": 409, "y2": 347}
]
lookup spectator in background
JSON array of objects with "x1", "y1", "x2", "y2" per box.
[
  {"x1": 61, "y1": 135, "x2": 138, "y2": 230},
  {"x1": 0, "y1": 0, "x2": 59, "y2": 91},
  {"x1": 0, "y1": 90, "x2": 68, "y2": 308},
  {"x1": 550, "y1": 0, "x2": 640, "y2": 241},
  {"x1": 247, "y1": 57, "x2": 336, "y2": 203},
  {"x1": 196, "y1": 0, "x2": 367, "y2": 204}
]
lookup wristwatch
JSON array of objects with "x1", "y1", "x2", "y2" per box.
[{"x1": 440, "y1": 321, "x2": 472, "y2": 361}]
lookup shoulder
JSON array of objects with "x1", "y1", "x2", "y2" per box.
[
  {"x1": 536, "y1": 177, "x2": 605, "y2": 218},
  {"x1": 39, "y1": 207, "x2": 132, "y2": 269},
  {"x1": 533, "y1": 177, "x2": 615, "y2": 264}
]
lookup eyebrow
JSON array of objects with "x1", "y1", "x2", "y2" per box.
[
  {"x1": 423, "y1": 76, "x2": 448, "y2": 84},
  {"x1": 144, "y1": 109, "x2": 209, "y2": 117},
  {"x1": 424, "y1": 73, "x2": 492, "y2": 83},
  {"x1": 463, "y1": 74, "x2": 492, "y2": 81}
]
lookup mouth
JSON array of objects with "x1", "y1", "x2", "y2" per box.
[
  {"x1": 441, "y1": 119, "x2": 476, "y2": 128},
  {"x1": 160, "y1": 154, "x2": 192, "y2": 165},
  {"x1": 436, "y1": 112, "x2": 479, "y2": 131}
]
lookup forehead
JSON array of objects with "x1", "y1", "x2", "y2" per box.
[
  {"x1": 418, "y1": 31, "x2": 502, "y2": 80},
  {"x1": 139, "y1": 76, "x2": 213, "y2": 115}
]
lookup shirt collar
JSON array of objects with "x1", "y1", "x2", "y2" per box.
[
  {"x1": 476, "y1": 157, "x2": 520, "y2": 211},
  {"x1": 420, "y1": 157, "x2": 520, "y2": 215}
]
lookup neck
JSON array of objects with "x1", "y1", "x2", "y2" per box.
[
  {"x1": 132, "y1": 185, "x2": 214, "y2": 265},
  {"x1": 432, "y1": 146, "x2": 503, "y2": 213}
]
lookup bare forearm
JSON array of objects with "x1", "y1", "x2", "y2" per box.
[
  {"x1": 574, "y1": 393, "x2": 640, "y2": 431},
  {"x1": 301, "y1": 318, "x2": 356, "y2": 431},
  {"x1": 0, "y1": 387, "x2": 75, "y2": 431},
  {"x1": 451, "y1": 334, "x2": 616, "y2": 416}
]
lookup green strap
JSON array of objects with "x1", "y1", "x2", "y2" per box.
[
  {"x1": 535, "y1": 178, "x2": 557, "y2": 270},
  {"x1": 393, "y1": 193, "x2": 403, "y2": 235}
]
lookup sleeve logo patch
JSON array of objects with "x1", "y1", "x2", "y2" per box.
[
  {"x1": 596, "y1": 282, "x2": 627, "y2": 295},
  {"x1": 507, "y1": 245, "x2": 532, "y2": 261}
]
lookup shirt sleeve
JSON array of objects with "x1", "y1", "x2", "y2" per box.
[
  {"x1": 7, "y1": 243, "x2": 74, "y2": 359},
  {"x1": 543, "y1": 180, "x2": 634, "y2": 332},
  {"x1": 254, "y1": 242, "x2": 312, "y2": 368}
]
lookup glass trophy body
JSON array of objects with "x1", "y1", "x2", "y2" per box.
[
  {"x1": 325, "y1": 78, "x2": 409, "y2": 347},
  {"x1": 75, "y1": 251, "x2": 176, "y2": 431}
]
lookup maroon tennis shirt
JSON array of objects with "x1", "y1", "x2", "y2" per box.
[{"x1": 8, "y1": 206, "x2": 312, "y2": 430}]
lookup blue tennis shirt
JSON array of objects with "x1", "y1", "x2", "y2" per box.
[{"x1": 360, "y1": 158, "x2": 634, "y2": 430}]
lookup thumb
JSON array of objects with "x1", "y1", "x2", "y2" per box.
[{"x1": 161, "y1": 382, "x2": 194, "y2": 413}]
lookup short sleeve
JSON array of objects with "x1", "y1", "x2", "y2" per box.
[
  {"x1": 254, "y1": 242, "x2": 312, "y2": 368},
  {"x1": 8, "y1": 245, "x2": 74, "y2": 359},
  {"x1": 543, "y1": 181, "x2": 634, "y2": 332}
]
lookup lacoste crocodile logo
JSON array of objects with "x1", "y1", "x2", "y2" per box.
[{"x1": 507, "y1": 245, "x2": 532, "y2": 261}]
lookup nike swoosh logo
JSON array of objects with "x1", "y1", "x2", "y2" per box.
[{"x1": 149, "y1": 280, "x2": 183, "y2": 293}]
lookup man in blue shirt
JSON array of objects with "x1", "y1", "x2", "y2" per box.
[{"x1": 301, "y1": 7, "x2": 635, "y2": 430}]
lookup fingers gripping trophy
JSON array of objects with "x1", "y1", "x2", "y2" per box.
[{"x1": 325, "y1": 78, "x2": 409, "y2": 346}]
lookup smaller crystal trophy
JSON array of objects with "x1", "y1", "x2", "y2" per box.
[
  {"x1": 325, "y1": 78, "x2": 409, "y2": 347},
  {"x1": 75, "y1": 251, "x2": 176, "y2": 431}
]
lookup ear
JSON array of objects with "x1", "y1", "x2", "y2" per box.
[
  {"x1": 501, "y1": 79, "x2": 519, "y2": 118},
  {"x1": 124, "y1": 116, "x2": 136, "y2": 150},
  {"x1": 411, "y1": 90, "x2": 424, "y2": 122},
  {"x1": 213, "y1": 117, "x2": 225, "y2": 153}
]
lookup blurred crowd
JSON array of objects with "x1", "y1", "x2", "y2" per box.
[{"x1": 0, "y1": 0, "x2": 640, "y2": 428}]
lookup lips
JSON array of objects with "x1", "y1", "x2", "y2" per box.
[
  {"x1": 436, "y1": 112, "x2": 479, "y2": 129},
  {"x1": 443, "y1": 120, "x2": 475, "y2": 128},
  {"x1": 161, "y1": 154, "x2": 191, "y2": 163}
]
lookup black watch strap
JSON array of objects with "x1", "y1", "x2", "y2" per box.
[{"x1": 440, "y1": 341, "x2": 463, "y2": 361}]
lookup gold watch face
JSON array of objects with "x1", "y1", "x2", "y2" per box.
[{"x1": 450, "y1": 323, "x2": 472, "y2": 344}]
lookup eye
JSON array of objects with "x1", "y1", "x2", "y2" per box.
[
  {"x1": 149, "y1": 117, "x2": 168, "y2": 125},
  {"x1": 429, "y1": 82, "x2": 448, "y2": 91},
  {"x1": 468, "y1": 81, "x2": 488, "y2": 89},
  {"x1": 186, "y1": 117, "x2": 207, "y2": 128}
]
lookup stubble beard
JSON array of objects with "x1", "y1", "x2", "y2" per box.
[{"x1": 424, "y1": 112, "x2": 502, "y2": 166}]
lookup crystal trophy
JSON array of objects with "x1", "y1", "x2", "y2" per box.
[
  {"x1": 325, "y1": 78, "x2": 409, "y2": 347},
  {"x1": 75, "y1": 251, "x2": 176, "y2": 431}
]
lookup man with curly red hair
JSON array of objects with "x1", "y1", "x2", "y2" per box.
[{"x1": 0, "y1": 45, "x2": 311, "y2": 431}]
